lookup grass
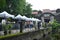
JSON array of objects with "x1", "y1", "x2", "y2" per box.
[{"x1": 0, "y1": 33, "x2": 23, "y2": 39}]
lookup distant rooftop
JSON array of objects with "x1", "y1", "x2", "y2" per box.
[{"x1": 32, "y1": 9, "x2": 56, "y2": 15}]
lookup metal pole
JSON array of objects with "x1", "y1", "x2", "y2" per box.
[{"x1": 20, "y1": 20, "x2": 23, "y2": 33}]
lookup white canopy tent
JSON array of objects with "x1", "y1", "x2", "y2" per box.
[
  {"x1": 15, "y1": 14, "x2": 41, "y2": 22},
  {"x1": 15, "y1": 14, "x2": 22, "y2": 20},
  {"x1": 31, "y1": 18, "x2": 41, "y2": 22},
  {"x1": 8, "y1": 14, "x2": 15, "y2": 19},
  {"x1": 34, "y1": 18, "x2": 41, "y2": 22},
  {"x1": 0, "y1": 11, "x2": 15, "y2": 18},
  {"x1": 0, "y1": 11, "x2": 41, "y2": 22},
  {"x1": 22, "y1": 16, "x2": 28, "y2": 20}
]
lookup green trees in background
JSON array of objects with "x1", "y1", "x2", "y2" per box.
[
  {"x1": 25, "y1": 3, "x2": 32, "y2": 17},
  {"x1": 0, "y1": 0, "x2": 32, "y2": 17},
  {"x1": 0, "y1": 0, "x2": 7, "y2": 12},
  {"x1": 6, "y1": 0, "x2": 26, "y2": 15}
]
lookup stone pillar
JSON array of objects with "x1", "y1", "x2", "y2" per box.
[
  {"x1": 50, "y1": 16, "x2": 54, "y2": 23},
  {"x1": 35, "y1": 21, "x2": 38, "y2": 30},
  {"x1": 41, "y1": 17, "x2": 45, "y2": 27},
  {"x1": 41, "y1": 17, "x2": 44, "y2": 23}
]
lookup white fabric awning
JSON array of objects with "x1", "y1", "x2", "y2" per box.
[
  {"x1": 15, "y1": 14, "x2": 22, "y2": 20},
  {"x1": 0, "y1": 11, "x2": 15, "y2": 18}
]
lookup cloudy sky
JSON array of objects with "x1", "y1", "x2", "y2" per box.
[{"x1": 26, "y1": 0, "x2": 60, "y2": 10}]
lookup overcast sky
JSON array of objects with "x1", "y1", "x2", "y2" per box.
[{"x1": 26, "y1": 0, "x2": 60, "y2": 10}]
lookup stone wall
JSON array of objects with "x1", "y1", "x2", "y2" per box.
[{"x1": 0, "y1": 28, "x2": 52, "y2": 40}]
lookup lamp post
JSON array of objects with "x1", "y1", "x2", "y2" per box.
[
  {"x1": 19, "y1": 20, "x2": 24, "y2": 33},
  {"x1": 19, "y1": 21, "x2": 22, "y2": 33}
]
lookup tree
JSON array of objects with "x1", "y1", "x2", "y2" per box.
[
  {"x1": 0, "y1": 0, "x2": 7, "y2": 12},
  {"x1": 25, "y1": 3, "x2": 32, "y2": 17},
  {"x1": 0, "y1": 0, "x2": 33, "y2": 17},
  {"x1": 56, "y1": 8, "x2": 60, "y2": 13},
  {"x1": 6, "y1": 0, "x2": 26, "y2": 15}
]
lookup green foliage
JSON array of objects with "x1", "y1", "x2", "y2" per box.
[
  {"x1": 6, "y1": 0, "x2": 26, "y2": 15},
  {"x1": 6, "y1": 24, "x2": 13, "y2": 30},
  {"x1": 51, "y1": 20, "x2": 60, "y2": 29},
  {"x1": 25, "y1": 3, "x2": 32, "y2": 17},
  {"x1": 42, "y1": 23, "x2": 45, "y2": 27},
  {"x1": 0, "y1": 0, "x2": 33, "y2": 17},
  {"x1": 3, "y1": 24, "x2": 13, "y2": 30},
  {"x1": 51, "y1": 19, "x2": 60, "y2": 37},
  {"x1": 0, "y1": 33, "x2": 23, "y2": 39},
  {"x1": 0, "y1": 0, "x2": 26, "y2": 15},
  {"x1": 52, "y1": 22, "x2": 60, "y2": 28},
  {"x1": 51, "y1": 19, "x2": 60, "y2": 40},
  {"x1": 7, "y1": 18, "x2": 11, "y2": 21},
  {"x1": 42, "y1": 23, "x2": 48, "y2": 28},
  {"x1": 52, "y1": 30, "x2": 60, "y2": 40},
  {"x1": 0, "y1": 0, "x2": 7, "y2": 12}
]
